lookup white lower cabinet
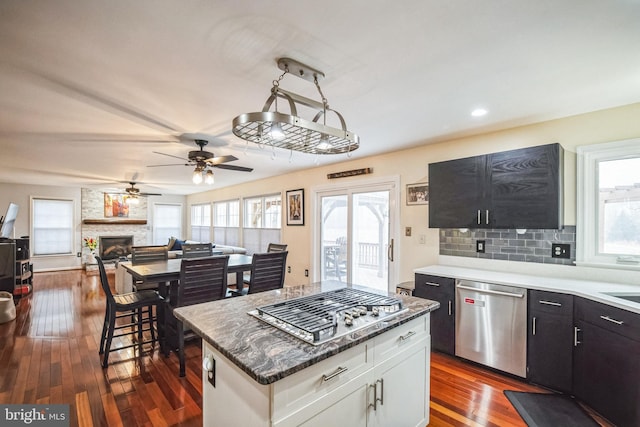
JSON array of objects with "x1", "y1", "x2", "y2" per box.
[{"x1": 202, "y1": 314, "x2": 430, "y2": 427}]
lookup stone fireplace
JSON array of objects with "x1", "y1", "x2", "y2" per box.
[{"x1": 99, "y1": 235, "x2": 134, "y2": 261}]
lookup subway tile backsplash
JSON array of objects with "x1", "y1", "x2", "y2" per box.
[{"x1": 439, "y1": 226, "x2": 576, "y2": 266}]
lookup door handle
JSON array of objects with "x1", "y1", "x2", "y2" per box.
[
  {"x1": 477, "y1": 209, "x2": 481, "y2": 225},
  {"x1": 321, "y1": 366, "x2": 348, "y2": 382},
  {"x1": 600, "y1": 315, "x2": 624, "y2": 325},
  {"x1": 448, "y1": 300, "x2": 452, "y2": 316},
  {"x1": 387, "y1": 238, "x2": 394, "y2": 262},
  {"x1": 574, "y1": 327, "x2": 581, "y2": 346},
  {"x1": 486, "y1": 209, "x2": 490, "y2": 225},
  {"x1": 539, "y1": 300, "x2": 562, "y2": 307},
  {"x1": 457, "y1": 284, "x2": 525, "y2": 298},
  {"x1": 532, "y1": 317, "x2": 537, "y2": 336}
]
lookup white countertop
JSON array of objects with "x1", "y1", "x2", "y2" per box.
[{"x1": 415, "y1": 265, "x2": 640, "y2": 314}]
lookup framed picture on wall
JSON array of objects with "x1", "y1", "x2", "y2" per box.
[
  {"x1": 406, "y1": 183, "x2": 429, "y2": 205},
  {"x1": 286, "y1": 189, "x2": 304, "y2": 226}
]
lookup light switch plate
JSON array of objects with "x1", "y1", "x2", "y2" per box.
[{"x1": 476, "y1": 240, "x2": 486, "y2": 253}]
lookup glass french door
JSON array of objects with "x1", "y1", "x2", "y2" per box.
[{"x1": 316, "y1": 181, "x2": 397, "y2": 292}]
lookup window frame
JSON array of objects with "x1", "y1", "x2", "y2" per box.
[
  {"x1": 31, "y1": 197, "x2": 75, "y2": 257},
  {"x1": 577, "y1": 137, "x2": 640, "y2": 270},
  {"x1": 242, "y1": 193, "x2": 282, "y2": 254},
  {"x1": 213, "y1": 199, "x2": 240, "y2": 247},
  {"x1": 152, "y1": 203, "x2": 183, "y2": 245},
  {"x1": 190, "y1": 202, "x2": 211, "y2": 243}
]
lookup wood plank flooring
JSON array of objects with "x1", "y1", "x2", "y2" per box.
[{"x1": 0, "y1": 270, "x2": 613, "y2": 426}]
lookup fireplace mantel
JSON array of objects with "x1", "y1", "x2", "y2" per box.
[{"x1": 83, "y1": 219, "x2": 147, "y2": 225}]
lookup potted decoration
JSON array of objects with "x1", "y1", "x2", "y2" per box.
[{"x1": 84, "y1": 237, "x2": 98, "y2": 264}]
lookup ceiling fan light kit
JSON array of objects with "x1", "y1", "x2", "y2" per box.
[{"x1": 232, "y1": 58, "x2": 360, "y2": 155}]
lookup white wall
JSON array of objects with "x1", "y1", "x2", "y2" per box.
[{"x1": 187, "y1": 102, "x2": 640, "y2": 286}]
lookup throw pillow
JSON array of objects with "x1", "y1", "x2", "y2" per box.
[
  {"x1": 173, "y1": 239, "x2": 185, "y2": 251},
  {"x1": 167, "y1": 236, "x2": 177, "y2": 251}
]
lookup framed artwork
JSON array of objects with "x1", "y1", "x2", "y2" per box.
[
  {"x1": 286, "y1": 189, "x2": 304, "y2": 226},
  {"x1": 406, "y1": 183, "x2": 429, "y2": 205},
  {"x1": 104, "y1": 193, "x2": 130, "y2": 217}
]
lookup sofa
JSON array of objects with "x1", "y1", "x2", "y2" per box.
[{"x1": 115, "y1": 239, "x2": 247, "y2": 294}]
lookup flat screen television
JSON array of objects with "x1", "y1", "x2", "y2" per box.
[{"x1": 0, "y1": 202, "x2": 19, "y2": 239}]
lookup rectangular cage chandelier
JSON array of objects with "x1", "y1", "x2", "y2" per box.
[{"x1": 232, "y1": 58, "x2": 359, "y2": 155}]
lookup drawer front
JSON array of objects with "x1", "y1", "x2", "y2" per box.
[
  {"x1": 575, "y1": 297, "x2": 640, "y2": 341},
  {"x1": 529, "y1": 290, "x2": 573, "y2": 316},
  {"x1": 374, "y1": 315, "x2": 429, "y2": 364},
  {"x1": 415, "y1": 274, "x2": 454, "y2": 299},
  {"x1": 272, "y1": 340, "x2": 372, "y2": 421}
]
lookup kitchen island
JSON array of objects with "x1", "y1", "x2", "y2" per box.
[{"x1": 173, "y1": 280, "x2": 439, "y2": 427}]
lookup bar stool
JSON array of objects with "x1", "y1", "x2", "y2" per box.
[{"x1": 97, "y1": 256, "x2": 164, "y2": 368}]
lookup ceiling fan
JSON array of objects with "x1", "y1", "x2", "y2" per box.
[
  {"x1": 123, "y1": 181, "x2": 162, "y2": 197},
  {"x1": 148, "y1": 139, "x2": 253, "y2": 184}
]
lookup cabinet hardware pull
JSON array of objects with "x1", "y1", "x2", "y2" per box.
[
  {"x1": 485, "y1": 209, "x2": 490, "y2": 225},
  {"x1": 532, "y1": 317, "x2": 537, "y2": 336},
  {"x1": 539, "y1": 300, "x2": 562, "y2": 307},
  {"x1": 457, "y1": 284, "x2": 524, "y2": 298},
  {"x1": 399, "y1": 331, "x2": 416, "y2": 341},
  {"x1": 425, "y1": 281, "x2": 440, "y2": 287},
  {"x1": 574, "y1": 327, "x2": 581, "y2": 346},
  {"x1": 368, "y1": 382, "x2": 378, "y2": 410},
  {"x1": 448, "y1": 300, "x2": 452, "y2": 316},
  {"x1": 376, "y1": 378, "x2": 384, "y2": 406},
  {"x1": 322, "y1": 366, "x2": 348, "y2": 382},
  {"x1": 477, "y1": 210, "x2": 481, "y2": 225},
  {"x1": 600, "y1": 315, "x2": 624, "y2": 325}
]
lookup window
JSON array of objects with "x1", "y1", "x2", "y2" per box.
[
  {"x1": 577, "y1": 138, "x2": 640, "y2": 268},
  {"x1": 153, "y1": 203, "x2": 182, "y2": 245},
  {"x1": 213, "y1": 199, "x2": 240, "y2": 246},
  {"x1": 243, "y1": 194, "x2": 282, "y2": 254},
  {"x1": 32, "y1": 198, "x2": 74, "y2": 256},
  {"x1": 191, "y1": 203, "x2": 211, "y2": 242}
]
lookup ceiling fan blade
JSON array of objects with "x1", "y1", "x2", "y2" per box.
[
  {"x1": 152, "y1": 151, "x2": 191, "y2": 162},
  {"x1": 147, "y1": 163, "x2": 189, "y2": 168},
  {"x1": 213, "y1": 164, "x2": 254, "y2": 172},
  {"x1": 206, "y1": 155, "x2": 239, "y2": 165},
  {"x1": 139, "y1": 192, "x2": 163, "y2": 196}
]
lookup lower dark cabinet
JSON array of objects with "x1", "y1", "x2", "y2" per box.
[
  {"x1": 527, "y1": 290, "x2": 573, "y2": 392},
  {"x1": 573, "y1": 297, "x2": 640, "y2": 427},
  {"x1": 414, "y1": 274, "x2": 455, "y2": 355}
]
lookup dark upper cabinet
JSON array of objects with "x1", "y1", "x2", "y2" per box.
[{"x1": 429, "y1": 143, "x2": 563, "y2": 229}]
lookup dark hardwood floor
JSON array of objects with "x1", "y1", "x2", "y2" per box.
[{"x1": 0, "y1": 270, "x2": 613, "y2": 426}]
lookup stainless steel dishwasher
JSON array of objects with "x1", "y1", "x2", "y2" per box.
[{"x1": 455, "y1": 279, "x2": 527, "y2": 377}]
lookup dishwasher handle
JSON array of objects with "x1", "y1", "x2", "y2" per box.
[{"x1": 457, "y1": 284, "x2": 525, "y2": 298}]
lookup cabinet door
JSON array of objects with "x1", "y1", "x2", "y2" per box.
[
  {"x1": 370, "y1": 343, "x2": 429, "y2": 427},
  {"x1": 414, "y1": 274, "x2": 455, "y2": 355},
  {"x1": 488, "y1": 143, "x2": 562, "y2": 229},
  {"x1": 429, "y1": 155, "x2": 484, "y2": 228},
  {"x1": 527, "y1": 311, "x2": 573, "y2": 392},
  {"x1": 573, "y1": 321, "x2": 640, "y2": 427},
  {"x1": 294, "y1": 381, "x2": 369, "y2": 427}
]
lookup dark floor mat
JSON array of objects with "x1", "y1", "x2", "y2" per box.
[{"x1": 504, "y1": 390, "x2": 600, "y2": 427}]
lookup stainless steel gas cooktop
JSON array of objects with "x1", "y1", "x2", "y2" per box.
[{"x1": 248, "y1": 288, "x2": 407, "y2": 345}]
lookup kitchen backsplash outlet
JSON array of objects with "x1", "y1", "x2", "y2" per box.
[{"x1": 439, "y1": 226, "x2": 576, "y2": 266}]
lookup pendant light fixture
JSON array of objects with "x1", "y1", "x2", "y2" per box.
[{"x1": 232, "y1": 58, "x2": 359, "y2": 155}]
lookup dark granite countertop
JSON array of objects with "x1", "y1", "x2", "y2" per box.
[{"x1": 173, "y1": 280, "x2": 439, "y2": 385}]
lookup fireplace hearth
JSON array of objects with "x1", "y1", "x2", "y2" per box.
[{"x1": 99, "y1": 235, "x2": 133, "y2": 260}]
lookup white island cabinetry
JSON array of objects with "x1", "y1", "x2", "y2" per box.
[{"x1": 202, "y1": 314, "x2": 430, "y2": 427}]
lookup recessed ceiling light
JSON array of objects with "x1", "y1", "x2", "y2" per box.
[{"x1": 471, "y1": 108, "x2": 488, "y2": 117}]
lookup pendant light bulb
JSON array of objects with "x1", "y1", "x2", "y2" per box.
[
  {"x1": 316, "y1": 134, "x2": 333, "y2": 151},
  {"x1": 204, "y1": 170, "x2": 214, "y2": 185},
  {"x1": 126, "y1": 196, "x2": 139, "y2": 205},
  {"x1": 270, "y1": 122, "x2": 285, "y2": 140},
  {"x1": 192, "y1": 169, "x2": 203, "y2": 184}
]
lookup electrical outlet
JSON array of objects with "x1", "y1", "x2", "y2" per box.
[
  {"x1": 552, "y1": 243, "x2": 570, "y2": 259},
  {"x1": 287, "y1": 266, "x2": 291, "y2": 273},
  {"x1": 476, "y1": 240, "x2": 486, "y2": 253},
  {"x1": 304, "y1": 269, "x2": 309, "y2": 277},
  {"x1": 77, "y1": 252, "x2": 81, "y2": 257}
]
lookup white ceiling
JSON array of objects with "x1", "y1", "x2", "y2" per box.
[{"x1": 1, "y1": 0, "x2": 639, "y2": 195}]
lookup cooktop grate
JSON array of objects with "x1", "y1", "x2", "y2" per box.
[{"x1": 252, "y1": 288, "x2": 404, "y2": 344}]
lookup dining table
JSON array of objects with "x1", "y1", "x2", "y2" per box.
[{"x1": 121, "y1": 253, "x2": 253, "y2": 354}]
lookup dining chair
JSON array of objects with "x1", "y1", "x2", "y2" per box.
[
  {"x1": 232, "y1": 251, "x2": 288, "y2": 296},
  {"x1": 130, "y1": 245, "x2": 169, "y2": 291},
  {"x1": 131, "y1": 245, "x2": 169, "y2": 264},
  {"x1": 96, "y1": 256, "x2": 164, "y2": 368},
  {"x1": 242, "y1": 243, "x2": 288, "y2": 286},
  {"x1": 182, "y1": 242, "x2": 213, "y2": 258},
  {"x1": 165, "y1": 255, "x2": 229, "y2": 377}
]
